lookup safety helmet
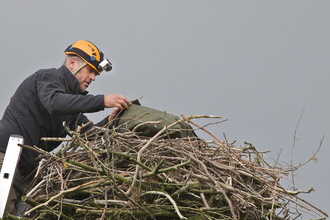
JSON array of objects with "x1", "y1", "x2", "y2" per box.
[{"x1": 64, "y1": 40, "x2": 112, "y2": 74}]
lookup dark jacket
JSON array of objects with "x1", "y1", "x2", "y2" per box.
[{"x1": 0, "y1": 65, "x2": 109, "y2": 172}]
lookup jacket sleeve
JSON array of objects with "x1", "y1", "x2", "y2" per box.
[{"x1": 36, "y1": 69, "x2": 105, "y2": 116}]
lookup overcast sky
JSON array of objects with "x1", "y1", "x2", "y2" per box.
[{"x1": 0, "y1": 1, "x2": 329, "y2": 218}]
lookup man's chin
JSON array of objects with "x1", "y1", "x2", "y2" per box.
[{"x1": 78, "y1": 86, "x2": 86, "y2": 93}]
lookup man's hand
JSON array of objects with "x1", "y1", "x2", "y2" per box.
[
  {"x1": 104, "y1": 93, "x2": 132, "y2": 109},
  {"x1": 108, "y1": 107, "x2": 120, "y2": 123}
]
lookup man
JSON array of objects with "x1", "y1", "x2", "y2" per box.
[{"x1": 0, "y1": 40, "x2": 131, "y2": 215}]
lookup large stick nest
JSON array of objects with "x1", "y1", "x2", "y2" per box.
[{"x1": 10, "y1": 115, "x2": 328, "y2": 220}]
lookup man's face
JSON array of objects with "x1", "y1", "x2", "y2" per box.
[{"x1": 75, "y1": 65, "x2": 97, "y2": 93}]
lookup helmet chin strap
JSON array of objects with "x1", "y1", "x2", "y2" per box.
[
  {"x1": 73, "y1": 62, "x2": 87, "y2": 75},
  {"x1": 67, "y1": 59, "x2": 87, "y2": 75}
]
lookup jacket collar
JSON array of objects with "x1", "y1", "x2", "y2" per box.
[{"x1": 59, "y1": 65, "x2": 89, "y2": 95}]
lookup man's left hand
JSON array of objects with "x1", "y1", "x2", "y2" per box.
[{"x1": 108, "y1": 107, "x2": 121, "y2": 124}]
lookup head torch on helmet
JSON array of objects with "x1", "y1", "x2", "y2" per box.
[
  {"x1": 98, "y1": 52, "x2": 112, "y2": 72},
  {"x1": 65, "y1": 40, "x2": 112, "y2": 74}
]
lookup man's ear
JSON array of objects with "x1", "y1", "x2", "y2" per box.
[{"x1": 68, "y1": 57, "x2": 77, "y2": 72}]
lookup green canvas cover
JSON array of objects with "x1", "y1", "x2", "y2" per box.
[{"x1": 113, "y1": 101, "x2": 195, "y2": 138}]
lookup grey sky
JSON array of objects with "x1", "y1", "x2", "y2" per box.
[{"x1": 0, "y1": 1, "x2": 329, "y2": 218}]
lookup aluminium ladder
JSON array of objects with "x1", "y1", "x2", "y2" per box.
[{"x1": 0, "y1": 135, "x2": 24, "y2": 219}]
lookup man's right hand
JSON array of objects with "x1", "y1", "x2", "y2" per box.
[{"x1": 104, "y1": 93, "x2": 132, "y2": 109}]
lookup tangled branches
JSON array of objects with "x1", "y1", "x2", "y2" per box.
[{"x1": 8, "y1": 115, "x2": 328, "y2": 220}]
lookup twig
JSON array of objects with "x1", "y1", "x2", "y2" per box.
[
  {"x1": 291, "y1": 110, "x2": 304, "y2": 191},
  {"x1": 140, "y1": 191, "x2": 187, "y2": 219},
  {"x1": 143, "y1": 160, "x2": 191, "y2": 178},
  {"x1": 293, "y1": 134, "x2": 324, "y2": 169},
  {"x1": 132, "y1": 120, "x2": 162, "y2": 132},
  {"x1": 41, "y1": 137, "x2": 72, "y2": 141},
  {"x1": 200, "y1": 192, "x2": 210, "y2": 208},
  {"x1": 23, "y1": 179, "x2": 103, "y2": 216}
]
